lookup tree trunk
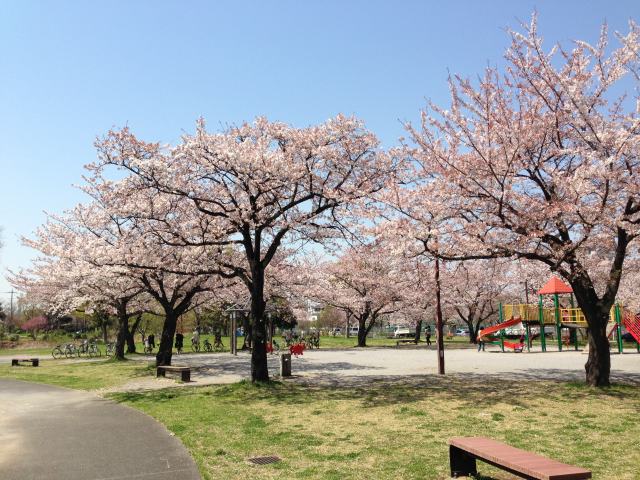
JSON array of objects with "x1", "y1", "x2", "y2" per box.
[
  {"x1": 571, "y1": 278, "x2": 613, "y2": 387},
  {"x1": 584, "y1": 308, "x2": 611, "y2": 387},
  {"x1": 156, "y1": 312, "x2": 177, "y2": 367},
  {"x1": 126, "y1": 315, "x2": 142, "y2": 353},
  {"x1": 115, "y1": 314, "x2": 128, "y2": 360},
  {"x1": 242, "y1": 314, "x2": 252, "y2": 350},
  {"x1": 101, "y1": 323, "x2": 108, "y2": 344},
  {"x1": 414, "y1": 320, "x2": 422, "y2": 344},
  {"x1": 249, "y1": 269, "x2": 269, "y2": 383},
  {"x1": 346, "y1": 313, "x2": 351, "y2": 338},
  {"x1": 357, "y1": 316, "x2": 368, "y2": 347},
  {"x1": 467, "y1": 320, "x2": 480, "y2": 344}
]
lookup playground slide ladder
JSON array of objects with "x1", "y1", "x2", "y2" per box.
[{"x1": 622, "y1": 312, "x2": 640, "y2": 344}]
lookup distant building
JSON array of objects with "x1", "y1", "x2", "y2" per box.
[{"x1": 307, "y1": 301, "x2": 323, "y2": 322}]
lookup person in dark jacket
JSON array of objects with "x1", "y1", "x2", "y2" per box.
[{"x1": 175, "y1": 332, "x2": 184, "y2": 354}]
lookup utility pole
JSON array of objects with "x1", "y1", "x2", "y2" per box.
[
  {"x1": 434, "y1": 255, "x2": 445, "y2": 375},
  {"x1": 10, "y1": 289, "x2": 14, "y2": 326},
  {"x1": 1, "y1": 290, "x2": 16, "y2": 327}
]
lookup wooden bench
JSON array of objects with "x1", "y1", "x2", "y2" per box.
[
  {"x1": 156, "y1": 365, "x2": 191, "y2": 382},
  {"x1": 11, "y1": 358, "x2": 39, "y2": 367},
  {"x1": 449, "y1": 437, "x2": 591, "y2": 479}
]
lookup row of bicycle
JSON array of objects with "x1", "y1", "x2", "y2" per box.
[{"x1": 51, "y1": 341, "x2": 115, "y2": 359}]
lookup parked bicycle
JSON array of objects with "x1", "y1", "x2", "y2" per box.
[
  {"x1": 51, "y1": 343, "x2": 80, "y2": 359},
  {"x1": 77, "y1": 340, "x2": 102, "y2": 358},
  {"x1": 212, "y1": 336, "x2": 224, "y2": 352},
  {"x1": 203, "y1": 339, "x2": 213, "y2": 352},
  {"x1": 105, "y1": 342, "x2": 115, "y2": 357},
  {"x1": 51, "y1": 344, "x2": 68, "y2": 359},
  {"x1": 191, "y1": 337, "x2": 201, "y2": 353}
]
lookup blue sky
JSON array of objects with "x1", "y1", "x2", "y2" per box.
[{"x1": 0, "y1": 0, "x2": 638, "y2": 301}]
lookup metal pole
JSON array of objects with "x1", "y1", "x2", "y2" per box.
[
  {"x1": 498, "y1": 303, "x2": 505, "y2": 352},
  {"x1": 230, "y1": 313, "x2": 237, "y2": 356},
  {"x1": 615, "y1": 305, "x2": 623, "y2": 354},
  {"x1": 554, "y1": 294, "x2": 562, "y2": 351},
  {"x1": 539, "y1": 294, "x2": 547, "y2": 352},
  {"x1": 435, "y1": 256, "x2": 445, "y2": 375}
]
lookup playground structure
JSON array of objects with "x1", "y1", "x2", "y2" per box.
[{"x1": 479, "y1": 276, "x2": 640, "y2": 353}]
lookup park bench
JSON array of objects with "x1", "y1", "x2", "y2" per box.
[
  {"x1": 396, "y1": 338, "x2": 417, "y2": 346},
  {"x1": 11, "y1": 358, "x2": 39, "y2": 367},
  {"x1": 156, "y1": 365, "x2": 191, "y2": 382},
  {"x1": 449, "y1": 437, "x2": 591, "y2": 479}
]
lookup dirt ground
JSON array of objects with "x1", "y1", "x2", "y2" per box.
[{"x1": 99, "y1": 345, "x2": 640, "y2": 394}]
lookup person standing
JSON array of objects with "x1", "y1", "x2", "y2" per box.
[
  {"x1": 175, "y1": 332, "x2": 184, "y2": 354},
  {"x1": 425, "y1": 325, "x2": 432, "y2": 346},
  {"x1": 148, "y1": 333, "x2": 155, "y2": 350},
  {"x1": 477, "y1": 325, "x2": 485, "y2": 352}
]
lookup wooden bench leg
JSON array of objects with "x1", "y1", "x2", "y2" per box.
[
  {"x1": 450, "y1": 445, "x2": 477, "y2": 478},
  {"x1": 156, "y1": 368, "x2": 165, "y2": 378},
  {"x1": 181, "y1": 370, "x2": 190, "y2": 382},
  {"x1": 11, "y1": 359, "x2": 19, "y2": 366},
  {"x1": 32, "y1": 359, "x2": 39, "y2": 367}
]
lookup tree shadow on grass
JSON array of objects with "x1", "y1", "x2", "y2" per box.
[{"x1": 109, "y1": 370, "x2": 640, "y2": 413}]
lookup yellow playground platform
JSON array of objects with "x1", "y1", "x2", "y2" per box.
[{"x1": 479, "y1": 276, "x2": 640, "y2": 353}]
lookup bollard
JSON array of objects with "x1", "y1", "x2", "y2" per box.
[{"x1": 280, "y1": 353, "x2": 291, "y2": 377}]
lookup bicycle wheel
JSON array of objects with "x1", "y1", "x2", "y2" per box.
[
  {"x1": 192, "y1": 343, "x2": 200, "y2": 353},
  {"x1": 64, "y1": 347, "x2": 74, "y2": 358},
  {"x1": 204, "y1": 343, "x2": 213, "y2": 352},
  {"x1": 52, "y1": 346, "x2": 63, "y2": 359}
]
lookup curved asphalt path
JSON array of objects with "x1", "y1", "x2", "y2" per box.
[{"x1": 0, "y1": 379, "x2": 200, "y2": 480}]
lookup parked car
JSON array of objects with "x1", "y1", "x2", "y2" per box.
[
  {"x1": 393, "y1": 327, "x2": 412, "y2": 338},
  {"x1": 455, "y1": 328, "x2": 469, "y2": 337},
  {"x1": 348, "y1": 326, "x2": 359, "y2": 336},
  {"x1": 330, "y1": 327, "x2": 342, "y2": 336}
]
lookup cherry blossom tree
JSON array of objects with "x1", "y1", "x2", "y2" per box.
[
  {"x1": 401, "y1": 16, "x2": 640, "y2": 386},
  {"x1": 303, "y1": 242, "x2": 416, "y2": 347},
  {"x1": 441, "y1": 260, "x2": 511, "y2": 343},
  {"x1": 89, "y1": 115, "x2": 399, "y2": 381},
  {"x1": 10, "y1": 249, "x2": 149, "y2": 360}
]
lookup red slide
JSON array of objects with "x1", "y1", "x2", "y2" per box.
[
  {"x1": 478, "y1": 318, "x2": 522, "y2": 339},
  {"x1": 623, "y1": 312, "x2": 640, "y2": 343}
]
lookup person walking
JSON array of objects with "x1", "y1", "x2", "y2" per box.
[
  {"x1": 148, "y1": 333, "x2": 155, "y2": 350},
  {"x1": 425, "y1": 325, "x2": 432, "y2": 346}
]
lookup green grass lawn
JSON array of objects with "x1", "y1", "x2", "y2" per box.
[
  {"x1": 110, "y1": 379, "x2": 640, "y2": 480},
  {"x1": 0, "y1": 358, "x2": 153, "y2": 390},
  {"x1": 2, "y1": 355, "x2": 639, "y2": 479}
]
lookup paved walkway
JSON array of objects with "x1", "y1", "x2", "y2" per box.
[{"x1": 0, "y1": 379, "x2": 201, "y2": 480}]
